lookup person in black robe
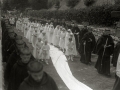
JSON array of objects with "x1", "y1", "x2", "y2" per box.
[
  {"x1": 112, "y1": 39, "x2": 120, "y2": 67},
  {"x1": 79, "y1": 22, "x2": 89, "y2": 43},
  {"x1": 80, "y1": 28, "x2": 96, "y2": 65},
  {"x1": 71, "y1": 22, "x2": 81, "y2": 51},
  {"x1": 7, "y1": 47, "x2": 32, "y2": 90},
  {"x1": 18, "y1": 60, "x2": 58, "y2": 90},
  {"x1": 3, "y1": 32, "x2": 17, "y2": 62},
  {"x1": 95, "y1": 29, "x2": 114, "y2": 77},
  {"x1": 4, "y1": 39, "x2": 25, "y2": 83}
]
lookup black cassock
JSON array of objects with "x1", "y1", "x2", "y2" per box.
[
  {"x1": 71, "y1": 26, "x2": 81, "y2": 50},
  {"x1": 113, "y1": 75, "x2": 120, "y2": 90},
  {"x1": 18, "y1": 72, "x2": 58, "y2": 90},
  {"x1": 95, "y1": 35, "x2": 114, "y2": 75},
  {"x1": 79, "y1": 28, "x2": 88, "y2": 43},
  {"x1": 7, "y1": 60, "x2": 29, "y2": 90},
  {"x1": 79, "y1": 32, "x2": 96, "y2": 64},
  {"x1": 112, "y1": 41, "x2": 120, "y2": 67},
  {"x1": 4, "y1": 50, "x2": 20, "y2": 82}
]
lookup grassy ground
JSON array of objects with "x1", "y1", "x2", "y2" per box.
[{"x1": 14, "y1": 28, "x2": 116, "y2": 90}]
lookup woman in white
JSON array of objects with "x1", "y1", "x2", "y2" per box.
[
  {"x1": 59, "y1": 28, "x2": 66, "y2": 52},
  {"x1": 31, "y1": 27, "x2": 39, "y2": 48},
  {"x1": 52, "y1": 25, "x2": 60, "y2": 46},
  {"x1": 44, "y1": 23, "x2": 49, "y2": 33},
  {"x1": 66, "y1": 38, "x2": 74, "y2": 61},
  {"x1": 56, "y1": 26, "x2": 62, "y2": 47},
  {"x1": 69, "y1": 33, "x2": 78, "y2": 57},
  {"x1": 48, "y1": 25, "x2": 54, "y2": 44},
  {"x1": 33, "y1": 38, "x2": 43, "y2": 60},
  {"x1": 40, "y1": 41, "x2": 50, "y2": 65},
  {"x1": 39, "y1": 31, "x2": 48, "y2": 44},
  {"x1": 26, "y1": 21, "x2": 34, "y2": 43},
  {"x1": 64, "y1": 29, "x2": 72, "y2": 52}
]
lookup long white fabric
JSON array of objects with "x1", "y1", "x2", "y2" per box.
[{"x1": 49, "y1": 45, "x2": 93, "y2": 90}]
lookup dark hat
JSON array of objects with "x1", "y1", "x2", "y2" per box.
[
  {"x1": 16, "y1": 40, "x2": 25, "y2": 45},
  {"x1": 27, "y1": 61, "x2": 43, "y2": 73},
  {"x1": 20, "y1": 47, "x2": 31, "y2": 55},
  {"x1": 15, "y1": 35, "x2": 22, "y2": 40}
]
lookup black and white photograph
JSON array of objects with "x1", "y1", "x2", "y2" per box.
[{"x1": 0, "y1": 0, "x2": 120, "y2": 90}]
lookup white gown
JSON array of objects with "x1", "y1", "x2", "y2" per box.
[
  {"x1": 33, "y1": 41, "x2": 43, "y2": 59},
  {"x1": 52, "y1": 26, "x2": 59, "y2": 45},
  {"x1": 59, "y1": 31, "x2": 66, "y2": 49}
]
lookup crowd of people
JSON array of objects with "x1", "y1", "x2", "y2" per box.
[{"x1": 1, "y1": 15, "x2": 120, "y2": 90}]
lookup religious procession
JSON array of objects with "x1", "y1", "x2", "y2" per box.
[
  {"x1": 1, "y1": 0, "x2": 120, "y2": 90},
  {"x1": 1, "y1": 14, "x2": 120, "y2": 90}
]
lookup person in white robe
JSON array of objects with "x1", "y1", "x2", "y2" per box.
[
  {"x1": 26, "y1": 22, "x2": 34, "y2": 43},
  {"x1": 31, "y1": 26, "x2": 39, "y2": 48},
  {"x1": 65, "y1": 38, "x2": 74, "y2": 61},
  {"x1": 59, "y1": 28, "x2": 66, "y2": 52},
  {"x1": 56, "y1": 26, "x2": 62, "y2": 48},
  {"x1": 69, "y1": 33, "x2": 78, "y2": 56},
  {"x1": 40, "y1": 41, "x2": 50, "y2": 65},
  {"x1": 39, "y1": 31, "x2": 48, "y2": 44},
  {"x1": 48, "y1": 25, "x2": 54, "y2": 44},
  {"x1": 52, "y1": 25, "x2": 60, "y2": 46},
  {"x1": 33, "y1": 38, "x2": 43, "y2": 60},
  {"x1": 64, "y1": 29, "x2": 72, "y2": 52}
]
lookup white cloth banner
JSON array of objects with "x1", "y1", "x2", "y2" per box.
[{"x1": 49, "y1": 45, "x2": 93, "y2": 90}]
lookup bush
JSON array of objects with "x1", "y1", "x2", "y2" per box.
[
  {"x1": 27, "y1": 5, "x2": 120, "y2": 27},
  {"x1": 84, "y1": 0, "x2": 96, "y2": 7},
  {"x1": 67, "y1": 0, "x2": 79, "y2": 8}
]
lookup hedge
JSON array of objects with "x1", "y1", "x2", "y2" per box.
[{"x1": 26, "y1": 5, "x2": 120, "y2": 27}]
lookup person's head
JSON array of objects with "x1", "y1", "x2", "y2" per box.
[
  {"x1": 16, "y1": 40, "x2": 25, "y2": 51},
  {"x1": 88, "y1": 27, "x2": 93, "y2": 32},
  {"x1": 8, "y1": 32, "x2": 16, "y2": 39},
  {"x1": 103, "y1": 29, "x2": 111, "y2": 35},
  {"x1": 27, "y1": 61, "x2": 44, "y2": 82},
  {"x1": 20, "y1": 47, "x2": 31, "y2": 64},
  {"x1": 82, "y1": 22, "x2": 89, "y2": 29},
  {"x1": 67, "y1": 29, "x2": 71, "y2": 33}
]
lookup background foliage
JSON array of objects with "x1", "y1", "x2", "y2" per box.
[{"x1": 26, "y1": 5, "x2": 120, "y2": 27}]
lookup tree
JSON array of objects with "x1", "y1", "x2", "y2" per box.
[
  {"x1": 55, "y1": 0, "x2": 60, "y2": 10},
  {"x1": 28, "y1": 0, "x2": 48, "y2": 10},
  {"x1": 67, "y1": 0, "x2": 79, "y2": 8},
  {"x1": 8, "y1": 0, "x2": 29, "y2": 11},
  {"x1": 2, "y1": 0, "x2": 11, "y2": 10},
  {"x1": 84, "y1": 0, "x2": 96, "y2": 7},
  {"x1": 115, "y1": 0, "x2": 120, "y2": 4}
]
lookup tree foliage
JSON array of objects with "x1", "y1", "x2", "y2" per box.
[
  {"x1": 84, "y1": 0, "x2": 96, "y2": 7},
  {"x1": 55, "y1": 0, "x2": 60, "y2": 10},
  {"x1": 28, "y1": 0, "x2": 48, "y2": 10},
  {"x1": 67, "y1": 0, "x2": 79, "y2": 8},
  {"x1": 115, "y1": 0, "x2": 120, "y2": 4},
  {"x1": 8, "y1": 0, "x2": 29, "y2": 10},
  {"x1": 2, "y1": 0, "x2": 11, "y2": 10}
]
